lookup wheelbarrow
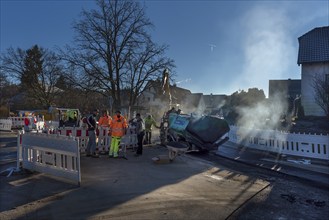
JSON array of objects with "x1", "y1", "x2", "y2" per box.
[{"x1": 166, "y1": 141, "x2": 189, "y2": 161}]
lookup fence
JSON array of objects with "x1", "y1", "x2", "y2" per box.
[
  {"x1": 9, "y1": 117, "x2": 26, "y2": 129},
  {"x1": 21, "y1": 132, "x2": 81, "y2": 185},
  {"x1": 0, "y1": 119, "x2": 12, "y2": 131},
  {"x1": 49, "y1": 126, "x2": 138, "y2": 153},
  {"x1": 228, "y1": 125, "x2": 329, "y2": 161},
  {"x1": 9, "y1": 116, "x2": 45, "y2": 131}
]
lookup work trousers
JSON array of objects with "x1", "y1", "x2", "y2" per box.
[
  {"x1": 145, "y1": 131, "x2": 152, "y2": 144},
  {"x1": 110, "y1": 136, "x2": 121, "y2": 157},
  {"x1": 86, "y1": 130, "x2": 96, "y2": 155},
  {"x1": 136, "y1": 132, "x2": 145, "y2": 155}
]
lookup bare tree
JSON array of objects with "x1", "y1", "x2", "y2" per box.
[
  {"x1": 312, "y1": 73, "x2": 329, "y2": 118},
  {"x1": 0, "y1": 47, "x2": 25, "y2": 82},
  {"x1": 60, "y1": 0, "x2": 175, "y2": 110},
  {"x1": 1, "y1": 45, "x2": 63, "y2": 108},
  {"x1": 124, "y1": 40, "x2": 175, "y2": 107}
]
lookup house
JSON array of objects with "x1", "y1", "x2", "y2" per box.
[
  {"x1": 268, "y1": 79, "x2": 301, "y2": 99},
  {"x1": 202, "y1": 94, "x2": 227, "y2": 115},
  {"x1": 180, "y1": 93, "x2": 204, "y2": 115},
  {"x1": 297, "y1": 26, "x2": 329, "y2": 116},
  {"x1": 268, "y1": 79, "x2": 301, "y2": 112},
  {"x1": 137, "y1": 80, "x2": 192, "y2": 120}
]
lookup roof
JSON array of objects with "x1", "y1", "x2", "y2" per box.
[
  {"x1": 297, "y1": 26, "x2": 329, "y2": 64},
  {"x1": 268, "y1": 79, "x2": 301, "y2": 99},
  {"x1": 203, "y1": 94, "x2": 227, "y2": 107},
  {"x1": 145, "y1": 80, "x2": 191, "y2": 97},
  {"x1": 184, "y1": 93, "x2": 203, "y2": 108}
]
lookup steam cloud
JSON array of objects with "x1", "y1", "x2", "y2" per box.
[{"x1": 232, "y1": 5, "x2": 296, "y2": 98}]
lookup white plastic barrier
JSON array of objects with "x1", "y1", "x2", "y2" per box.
[
  {"x1": 9, "y1": 116, "x2": 45, "y2": 131},
  {"x1": 10, "y1": 117, "x2": 27, "y2": 128},
  {"x1": 17, "y1": 130, "x2": 23, "y2": 169},
  {"x1": 53, "y1": 127, "x2": 138, "y2": 153},
  {"x1": 126, "y1": 126, "x2": 137, "y2": 150},
  {"x1": 228, "y1": 126, "x2": 329, "y2": 160},
  {"x1": 0, "y1": 119, "x2": 12, "y2": 131},
  {"x1": 21, "y1": 133, "x2": 81, "y2": 185},
  {"x1": 97, "y1": 127, "x2": 111, "y2": 153}
]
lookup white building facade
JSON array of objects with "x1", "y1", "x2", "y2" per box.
[{"x1": 298, "y1": 26, "x2": 329, "y2": 117}]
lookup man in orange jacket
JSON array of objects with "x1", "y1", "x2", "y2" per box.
[
  {"x1": 98, "y1": 110, "x2": 112, "y2": 129},
  {"x1": 109, "y1": 110, "x2": 128, "y2": 158},
  {"x1": 98, "y1": 110, "x2": 112, "y2": 153}
]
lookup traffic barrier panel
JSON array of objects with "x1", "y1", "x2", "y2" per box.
[
  {"x1": 17, "y1": 130, "x2": 24, "y2": 170},
  {"x1": 0, "y1": 119, "x2": 12, "y2": 131},
  {"x1": 46, "y1": 127, "x2": 137, "y2": 154},
  {"x1": 21, "y1": 133, "x2": 81, "y2": 186},
  {"x1": 9, "y1": 117, "x2": 26, "y2": 129},
  {"x1": 228, "y1": 126, "x2": 329, "y2": 161},
  {"x1": 96, "y1": 127, "x2": 110, "y2": 153}
]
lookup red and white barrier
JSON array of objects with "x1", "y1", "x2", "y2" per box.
[
  {"x1": 48, "y1": 127, "x2": 138, "y2": 154},
  {"x1": 9, "y1": 116, "x2": 45, "y2": 131},
  {"x1": 9, "y1": 117, "x2": 26, "y2": 129}
]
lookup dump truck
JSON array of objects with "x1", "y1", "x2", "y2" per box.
[
  {"x1": 43, "y1": 107, "x2": 82, "y2": 129},
  {"x1": 160, "y1": 112, "x2": 230, "y2": 153}
]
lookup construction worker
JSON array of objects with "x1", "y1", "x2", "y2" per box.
[
  {"x1": 31, "y1": 113, "x2": 37, "y2": 129},
  {"x1": 24, "y1": 114, "x2": 30, "y2": 132},
  {"x1": 130, "y1": 113, "x2": 145, "y2": 156},
  {"x1": 109, "y1": 110, "x2": 128, "y2": 158},
  {"x1": 86, "y1": 109, "x2": 100, "y2": 158},
  {"x1": 98, "y1": 110, "x2": 112, "y2": 128},
  {"x1": 144, "y1": 114, "x2": 159, "y2": 145},
  {"x1": 98, "y1": 110, "x2": 112, "y2": 153}
]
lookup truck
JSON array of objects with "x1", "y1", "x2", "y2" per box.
[{"x1": 44, "y1": 107, "x2": 82, "y2": 129}]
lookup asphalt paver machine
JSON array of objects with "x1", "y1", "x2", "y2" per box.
[{"x1": 159, "y1": 112, "x2": 230, "y2": 160}]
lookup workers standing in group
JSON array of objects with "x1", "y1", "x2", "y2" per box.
[
  {"x1": 144, "y1": 114, "x2": 159, "y2": 145},
  {"x1": 109, "y1": 110, "x2": 128, "y2": 158}
]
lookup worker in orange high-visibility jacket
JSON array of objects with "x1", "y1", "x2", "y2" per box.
[
  {"x1": 109, "y1": 110, "x2": 128, "y2": 158},
  {"x1": 98, "y1": 110, "x2": 112, "y2": 130},
  {"x1": 98, "y1": 110, "x2": 112, "y2": 153}
]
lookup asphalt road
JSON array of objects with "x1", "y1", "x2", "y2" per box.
[
  {"x1": 190, "y1": 151, "x2": 329, "y2": 219},
  {"x1": 0, "y1": 131, "x2": 17, "y2": 168},
  {"x1": 0, "y1": 132, "x2": 328, "y2": 220}
]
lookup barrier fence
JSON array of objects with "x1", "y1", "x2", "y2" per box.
[
  {"x1": 12, "y1": 126, "x2": 137, "y2": 184},
  {"x1": 48, "y1": 126, "x2": 138, "y2": 153},
  {"x1": 21, "y1": 132, "x2": 81, "y2": 185},
  {"x1": 0, "y1": 119, "x2": 12, "y2": 131},
  {"x1": 228, "y1": 125, "x2": 329, "y2": 161},
  {"x1": 9, "y1": 117, "x2": 26, "y2": 129},
  {"x1": 8, "y1": 116, "x2": 45, "y2": 131},
  {"x1": 16, "y1": 127, "x2": 138, "y2": 163}
]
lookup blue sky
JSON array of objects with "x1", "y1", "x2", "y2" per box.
[{"x1": 1, "y1": 0, "x2": 328, "y2": 97}]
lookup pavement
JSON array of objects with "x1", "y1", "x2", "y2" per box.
[{"x1": 0, "y1": 131, "x2": 328, "y2": 219}]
